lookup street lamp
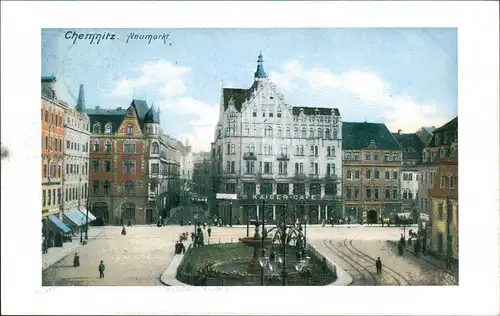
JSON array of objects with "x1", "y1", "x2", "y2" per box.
[
  {"x1": 229, "y1": 201, "x2": 233, "y2": 228},
  {"x1": 259, "y1": 203, "x2": 310, "y2": 286},
  {"x1": 80, "y1": 216, "x2": 84, "y2": 243}
]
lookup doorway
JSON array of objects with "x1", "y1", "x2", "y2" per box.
[{"x1": 367, "y1": 210, "x2": 378, "y2": 224}]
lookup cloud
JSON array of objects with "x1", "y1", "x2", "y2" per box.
[
  {"x1": 270, "y1": 60, "x2": 449, "y2": 133},
  {"x1": 106, "y1": 60, "x2": 191, "y2": 99},
  {"x1": 158, "y1": 97, "x2": 219, "y2": 152}
]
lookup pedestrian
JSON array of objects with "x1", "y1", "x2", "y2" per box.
[
  {"x1": 42, "y1": 239, "x2": 48, "y2": 254},
  {"x1": 203, "y1": 222, "x2": 206, "y2": 230},
  {"x1": 347, "y1": 217, "x2": 351, "y2": 225},
  {"x1": 180, "y1": 219, "x2": 184, "y2": 226},
  {"x1": 207, "y1": 225, "x2": 212, "y2": 237},
  {"x1": 73, "y1": 252, "x2": 80, "y2": 267},
  {"x1": 127, "y1": 219, "x2": 132, "y2": 227},
  {"x1": 98, "y1": 260, "x2": 105, "y2": 278},
  {"x1": 400, "y1": 234, "x2": 406, "y2": 247},
  {"x1": 398, "y1": 241, "x2": 404, "y2": 255},
  {"x1": 121, "y1": 226, "x2": 127, "y2": 235},
  {"x1": 375, "y1": 257, "x2": 382, "y2": 274},
  {"x1": 414, "y1": 238, "x2": 421, "y2": 255}
]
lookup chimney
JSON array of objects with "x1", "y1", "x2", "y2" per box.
[
  {"x1": 76, "y1": 84, "x2": 86, "y2": 113},
  {"x1": 398, "y1": 129, "x2": 402, "y2": 135}
]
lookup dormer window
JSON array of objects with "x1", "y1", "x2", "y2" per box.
[
  {"x1": 104, "y1": 123, "x2": 112, "y2": 134},
  {"x1": 93, "y1": 123, "x2": 101, "y2": 134}
]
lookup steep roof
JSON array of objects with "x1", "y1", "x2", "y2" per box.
[
  {"x1": 144, "y1": 106, "x2": 160, "y2": 124},
  {"x1": 343, "y1": 122, "x2": 402, "y2": 150},
  {"x1": 292, "y1": 107, "x2": 340, "y2": 116},
  {"x1": 392, "y1": 133, "x2": 425, "y2": 160},
  {"x1": 434, "y1": 117, "x2": 458, "y2": 132},
  {"x1": 130, "y1": 99, "x2": 150, "y2": 128},
  {"x1": 87, "y1": 108, "x2": 127, "y2": 134},
  {"x1": 222, "y1": 88, "x2": 252, "y2": 112}
]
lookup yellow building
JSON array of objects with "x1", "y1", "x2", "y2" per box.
[{"x1": 430, "y1": 197, "x2": 458, "y2": 259}]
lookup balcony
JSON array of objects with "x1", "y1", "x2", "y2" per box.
[
  {"x1": 308, "y1": 174, "x2": 320, "y2": 180},
  {"x1": 293, "y1": 173, "x2": 307, "y2": 180},
  {"x1": 243, "y1": 152, "x2": 257, "y2": 160},
  {"x1": 277, "y1": 154, "x2": 289, "y2": 161},
  {"x1": 324, "y1": 174, "x2": 338, "y2": 181},
  {"x1": 257, "y1": 172, "x2": 274, "y2": 179}
]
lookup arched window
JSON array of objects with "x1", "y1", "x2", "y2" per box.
[
  {"x1": 123, "y1": 181, "x2": 135, "y2": 194},
  {"x1": 385, "y1": 188, "x2": 391, "y2": 199},
  {"x1": 93, "y1": 140, "x2": 100, "y2": 152},
  {"x1": 103, "y1": 181, "x2": 111, "y2": 194},
  {"x1": 296, "y1": 145, "x2": 300, "y2": 156},
  {"x1": 325, "y1": 128, "x2": 330, "y2": 139},
  {"x1": 104, "y1": 141, "x2": 111, "y2": 153},
  {"x1": 124, "y1": 140, "x2": 136, "y2": 154},
  {"x1": 93, "y1": 123, "x2": 101, "y2": 134},
  {"x1": 126, "y1": 124, "x2": 133, "y2": 135},
  {"x1": 44, "y1": 110, "x2": 48, "y2": 123},
  {"x1": 105, "y1": 123, "x2": 112, "y2": 134},
  {"x1": 294, "y1": 128, "x2": 299, "y2": 138},
  {"x1": 301, "y1": 127, "x2": 307, "y2": 138},
  {"x1": 300, "y1": 146, "x2": 304, "y2": 156},
  {"x1": 309, "y1": 128, "x2": 314, "y2": 138},
  {"x1": 403, "y1": 191, "x2": 408, "y2": 199},
  {"x1": 408, "y1": 192, "x2": 413, "y2": 199},
  {"x1": 449, "y1": 175, "x2": 455, "y2": 189},
  {"x1": 151, "y1": 142, "x2": 159, "y2": 154},
  {"x1": 318, "y1": 128, "x2": 323, "y2": 139},
  {"x1": 277, "y1": 126, "x2": 282, "y2": 137},
  {"x1": 92, "y1": 180, "x2": 99, "y2": 193},
  {"x1": 286, "y1": 127, "x2": 290, "y2": 137},
  {"x1": 264, "y1": 126, "x2": 273, "y2": 137}
]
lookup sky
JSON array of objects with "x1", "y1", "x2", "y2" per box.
[{"x1": 41, "y1": 28, "x2": 457, "y2": 152}]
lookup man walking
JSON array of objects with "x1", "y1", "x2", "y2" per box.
[
  {"x1": 98, "y1": 260, "x2": 105, "y2": 279},
  {"x1": 207, "y1": 225, "x2": 212, "y2": 237},
  {"x1": 375, "y1": 257, "x2": 382, "y2": 274}
]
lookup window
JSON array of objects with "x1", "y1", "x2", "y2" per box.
[
  {"x1": 43, "y1": 164, "x2": 47, "y2": 178},
  {"x1": 374, "y1": 169, "x2": 379, "y2": 179},
  {"x1": 408, "y1": 173, "x2": 413, "y2": 181},
  {"x1": 244, "y1": 182, "x2": 256, "y2": 195},
  {"x1": 385, "y1": 171, "x2": 390, "y2": 179},
  {"x1": 438, "y1": 202, "x2": 444, "y2": 220},
  {"x1": 354, "y1": 170, "x2": 360, "y2": 179},
  {"x1": 325, "y1": 128, "x2": 330, "y2": 139},
  {"x1": 253, "y1": 110, "x2": 257, "y2": 117},
  {"x1": 264, "y1": 126, "x2": 273, "y2": 137},
  {"x1": 230, "y1": 161, "x2": 235, "y2": 174},
  {"x1": 392, "y1": 152, "x2": 398, "y2": 161},
  {"x1": 92, "y1": 160, "x2": 99, "y2": 172},
  {"x1": 325, "y1": 183, "x2": 336, "y2": 195},
  {"x1": 403, "y1": 191, "x2": 408, "y2": 199},
  {"x1": 326, "y1": 163, "x2": 335, "y2": 175},
  {"x1": 42, "y1": 190, "x2": 46, "y2": 206},
  {"x1": 440, "y1": 175, "x2": 446, "y2": 188},
  {"x1": 373, "y1": 152, "x2": 379, "y2": 160},
  {"x1": 345, "y1": 152, "x2": 351, "y2": 160},
  {"x1": 354, "y1": 187, "x2": 359, "y2": 199},
  {"x1": 366, "y1": 169, "x2": 371, "y2": 179},
  {"x1": 260, "y1": 182, "x2": 273, "y2": 194},
  {"x1": 277, "y1": 183, "x2": 289, "y2": 194},
  {"x1": 269, "y1": 112, "x2": 274, "y2": 118},
  {"x1": 353, "y1": 152, "x2": 359, "y2": 160},
  {"x1": 123, "y1": 181, "x2": 136, "y2": 194},
  {"x1": 450, "y1": 175, "x2": 455, "y2": 189},
  {"x1": 105, "y1": 123, "x2": 112, "y2": 134},
  {"x1": 48, "y1": 189, "x2": 51, "y2": 205},
  {"x1": 301, "y1": 127, "x2": 307, "y2": 138},
  {"x1": 393, "y1": 172, "x2": 398, "y2": 180},
  {"x1": 58, "y1": 165, "x2": 61, "y2": 177},
  {"x1": 276, "y1": 126, "x2": 282, "y2": 137},
  {"x1": 151, "y1": 163, "x2": 159, "y2": 174},
  {"x1": 309, "y1": 128, "x2": 314, "y2": 138},
  {"x1": 278, "y1": 161, "x2": 287, "y2": 175},
  {"x1": 408, "y1": 192, "x2": 413, "y2": 199},
  {"x1": 285, "y1": 127, "x2": 290, "y2": 137},
  {"x1": 294, "y1": 183, "x2": 305, "y2": 195},
  {"x1": 384, "y1": 152, "x2": 390, "y2": 161},
  {"x1": 93, "y1": 140, "x2": 100, "y2": 152},
  {"x1": 126, "y1": 124, "x2": 133, "y2": 135},
  {"x1": 124, "y1": 141, "x2": 136, "y2": 154},
  {"x1": 374, "y1": 188, "x2": 379, "y2": 200},
  {"x1": 103, "y1": 181, "x2": 111, "y2": 194},
  {"x1": 45, "y1": 110, "x2": 48, "y2": 123},
  {"x1": 326, "y1": 146, "x2": 331, "y2": 157},
  {"x1": 384, "y1": 188, "x2": 390, "y2": 200},
  {"x1": 366, "y1": 188, "x2": 372, "y2": 199},
  {"x1": 403, "y1": 173, "x2": 408, "y2": 181},
  {"x1": 246, "y1": 160, "x2": 255, "y2": 174},
  {"x1": 123, "y1": 160, "x2": 136, "y2": 174},
  {"x1": 347, "y1": 170, "x2": 352, "y2": 179},
  {"x1": 294, "y1": 128, "x2": 299, "y2": 138},
  {"x1": 92, "y1": 180, "x2": 99, "y2": 193},
  {"x1": 264, "y1": 162, "x2": 272, "y2": 174},
  {"x1": 104, "y1": 160, "x2": 111, "y2": 172},
  {"x1": 59, "y1": 139, "x2": 62, "y2": 152},
  {"x1": 93, "y1": 124, "x2": 101, "y2": 133},
  {"x1": 365, "y1": 152, "x2": 371, "y2": 160},
  {"x1": 392, "y1": 188, "x2": 398, "y2": 200},
  {"x1": 310, "y1": 183, "x2": 321, "y2": 195},
  {"x1": 346, "y1": 187, "x2": 352, "y2": 199}
]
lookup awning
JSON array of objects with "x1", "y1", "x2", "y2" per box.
[
  {"x1": 63, "y1": 209, "x2": 86, "y2": 227},
  {"x1": 48, "y1": 215, "x2": 71, "y2": 234},
  {"x1": 78, "y1": 208, "x2": 96, "y2": 222},
  {"x1": 397, "y1": 212, "x2": 412, "y2": 219}
]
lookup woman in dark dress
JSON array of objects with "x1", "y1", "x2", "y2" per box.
[{"x1": 73, "y1": 253, "x2": 80, "y2": 267}]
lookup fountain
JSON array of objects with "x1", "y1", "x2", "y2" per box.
[{"x1": 238, "y1": 219, "x2": 274, "y2": 274}]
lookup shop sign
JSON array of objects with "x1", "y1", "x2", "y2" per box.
[
  {"x1": 420, "y1": 213, "x2": 430, "y2": 221},
  {"x1": 241, "y1": 194, "x2": 334, "y2": 201}
]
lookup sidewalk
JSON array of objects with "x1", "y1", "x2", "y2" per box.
[
  {"x1": 42, "y1": 227, "x2": 105, "y2": 271},
  {"x1": 387, "y1": 240, "x2": 458, "y2": 278}
]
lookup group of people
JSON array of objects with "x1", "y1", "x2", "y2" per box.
[
  {"x1": 398, "y1": 230, "x2": 425, "y2": 256},
  {"x1": 73, "y1": 253, "x2": 106, "y2": 279}
]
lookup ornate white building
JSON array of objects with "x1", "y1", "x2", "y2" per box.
[{"x1": 211, "y1": 53, "x2": 343, "y2": 225}]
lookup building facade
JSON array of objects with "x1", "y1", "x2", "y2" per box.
[
  {"x1": 342, "y1": 122, "x2": 403, "y2": 223},
  {"x1": 62, "y1": 84, "x2": 91, "y2": 225},
  {"x1": 393, "y1": 130, "x2": 425, "y2": 221},
  {"x1": 212, "y1": 53, "x2": 343, "y2": 225},
  {"x1": 87, "y1": 99, "x2": 181, "y2": 225},
  {"x1": 429, "y1": 155, "x2": 458, "y2": 260},
  {"x1": 41, "y1": 77, "x2": 67, "y2": 245}
]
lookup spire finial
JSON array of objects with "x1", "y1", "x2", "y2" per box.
[
  {"x1": 76, "y1": 84, "x2": 85, "y2": 113},
  {"x1": 254, "y1": 51, "x2": 267, "y2": 79}
]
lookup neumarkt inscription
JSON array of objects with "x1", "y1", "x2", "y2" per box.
[{"x1": 64, "y1": 31, "x2": 171, "y2": 44}]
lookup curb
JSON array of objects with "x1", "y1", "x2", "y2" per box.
[
  {"x1": 307, "y1": 243, "x2": 353, "y2": 286},
  {"x1": 160, "y1": 242, "x2": 193, "y2": 286}
]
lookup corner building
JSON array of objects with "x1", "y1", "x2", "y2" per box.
[
  {"x1": 212, "y1": 53, "x2": 343, "y2": 225},
  {"x1": 87, "y1": 100, "x2": 181, "y2": 225}
]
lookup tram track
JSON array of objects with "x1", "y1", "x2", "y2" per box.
[
  {"x1": 345, "y1": 239, "x2": 411, "y2": 286},
  {"x1": 323, "y1": 239, "x2": 377, "y2": 286}
]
